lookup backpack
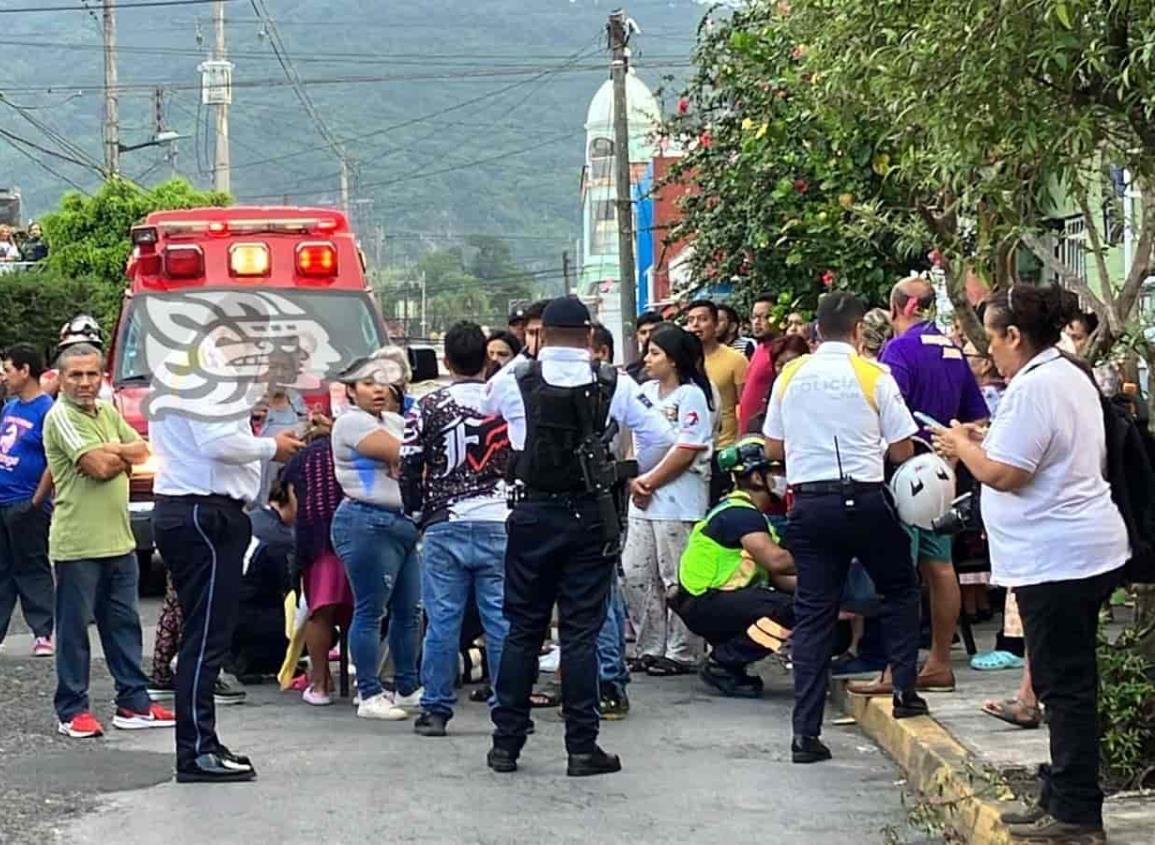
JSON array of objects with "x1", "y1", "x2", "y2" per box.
[
  {"x1": 1100, "y1": 392, "x2": 1155, "y2": 584},
  {"x1": 1063, "y1": 352, "x2": 1155, "y2": 583}
]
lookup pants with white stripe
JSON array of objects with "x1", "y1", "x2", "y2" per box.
[{"x1": 154, "y1": 495, "x2": 251, "y2": 768}]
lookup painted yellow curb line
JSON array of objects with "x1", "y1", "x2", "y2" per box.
[{"x1": 840, "y1": 689, "x2": 1017, "y2": 845}]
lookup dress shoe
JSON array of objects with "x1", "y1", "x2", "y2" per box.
[
  {"x1": 567, "y1": 747, "x2": 622, "y2": 777},
  {"x1": 791, "y1": 736, "x2": 832, "y2": 764},
  {"x1": 1006, "y1": 813, "x2": 1105, "y2": 844},
  {"x1": 847, "y1": 669, "x2": 955, "y2": 696},
  {"x1": 175, "y1": 752, "x2": 257, "y2": 783},
  {"x1": 486, "y1": 747, "x2": 518, "y2": 773},
  {"x1": 893, "y1": 691, "x2": 930, "y2": 719},
  {"x1": 217, "y1": 746, "x2": 254, "y2": 771}
]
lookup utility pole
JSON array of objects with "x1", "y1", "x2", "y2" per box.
[
  {"x1": 339, "y1": 157, "x2": 351, "y2": 214},
  {"x1": 102, "y1": 0, "x2": 119, "y2": 176},
  {"x1": 609, "y1": 9, "x2": 638, "y2": 363},
  {"x1": 420, "y1": 271, "x2": 428, "y2": 339},
  {"x1": 212, "y1": 0, "x2": 231, "y2": 194},
  {"x1": 562, "y1": 250, "x2": 573, "y2": 296}
]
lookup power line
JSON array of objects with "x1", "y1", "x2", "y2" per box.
[
  {"x1": 0, "y1": 128, "x2": 90, "y2": 193},
  {"x1": 0, "y1": 0, "x2": 237, "y2": 12}
]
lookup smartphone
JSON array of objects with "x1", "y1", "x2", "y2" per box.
[{"x1": 914, "y1": 411, "x2": 947, "y2": 431}]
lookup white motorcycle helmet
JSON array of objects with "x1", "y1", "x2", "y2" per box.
[{"x1": 889, "y1": 453, "x2": 957, "y2": 530}]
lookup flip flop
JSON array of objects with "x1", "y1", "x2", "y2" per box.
[
  {"x1": 645, "y1": 657, "x2": 697, "y2": 677},
  {"x1": 981, "y1": 698, "x2": 1041, "y2": 729},
  {"x1": 970, "y1": 650, "x2": 1026, "y2": 671}
]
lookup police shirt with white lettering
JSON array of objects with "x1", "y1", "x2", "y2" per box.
[
  {"x1": 483, "y1": 346, "x2": 675, "y2": 453},
  {"x1": 763, "y1": 341, "x2": 916, "y2": 485}
]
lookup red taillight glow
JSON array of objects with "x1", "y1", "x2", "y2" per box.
[
  {"x1": 296, "y1": 242, "x2": 338, "y2": 276},
  {"x1": 164, "y1": 245, "x2": 205, "y2": 278}
]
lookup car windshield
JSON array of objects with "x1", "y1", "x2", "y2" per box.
[{"x1": 113, "y1": 288, "x2": 387, "y2": 384}]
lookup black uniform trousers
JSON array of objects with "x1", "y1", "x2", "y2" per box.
[
  {"x1": 492, "y1": 496, "x2": 615, "y2": 756},
  {"x1": 672, "y1": 585, "x2": 795, "y2": 668},
  {"x1": 153, "y1": 495, "x2": 251, "y2": 768},
  {"x1": 1017, "y1": 567, "x2": 1121, "y2": 826},
  {"x1": 787, "y1": 487, "x2": 920, "y2": 739}
]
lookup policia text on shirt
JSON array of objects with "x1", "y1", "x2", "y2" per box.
[{"x1": 483, "y1": 297, "x2": 677, "y2": 777}]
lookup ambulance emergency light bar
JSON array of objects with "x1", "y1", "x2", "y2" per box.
[
  {"x1": 131, "y1": 217, "x2": 340, "y2": 240},
  {"x1": 132, "y1": 223, "x2": 338, "y2": 279}
]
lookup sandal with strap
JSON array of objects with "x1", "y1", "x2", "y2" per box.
[
  {"x1": 970, "y1": 650, "x2": 1026, "y2": 671},
  {"x1": 627, "y1": 655, "x2": 657, "y2": 673},
  {"x1": 981, "y1": 698, "x2": 1042, "y2": 729}
]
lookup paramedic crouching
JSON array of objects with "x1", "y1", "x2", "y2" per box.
[
  {"x1": 763, "y1": 291, "x2": 926, "y2": 765},
  {"x1": 934, "y1": 285, "x2": 1127, "y2": 845}
]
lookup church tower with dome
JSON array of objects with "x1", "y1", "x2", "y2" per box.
[{"x1": 577, "y1": 68, "x2": 661, "y2": 359}]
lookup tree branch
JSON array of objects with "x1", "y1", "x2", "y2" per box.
[
  {"x1": 1072, "y1": 178, "x2": 1116, "y2": 312},
  {"x1": 1020, "y1": 231, "x2": 1114, "y2": 331},
  {"x1": 1117, "y1": 182, "x2": 1155, "y2": 318}
]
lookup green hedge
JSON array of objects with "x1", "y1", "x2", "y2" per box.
[{"x1": 0, "y1": 268, "x2": 121, "y2": 361}]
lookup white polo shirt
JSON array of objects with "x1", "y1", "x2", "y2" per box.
[
  {"x1": 980, "y1": 348, "x2": 1129, "y2": 587},
  {"x1": 483, "y1": 345, "x2": 675, "y2": 452},
  {"x1": 763, "y1": 341, "x2": 916, "y2": 485}
]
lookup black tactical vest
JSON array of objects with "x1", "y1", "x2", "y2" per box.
[{"x1": 512, "y1": 360, "x2": 615, "y2": 494}]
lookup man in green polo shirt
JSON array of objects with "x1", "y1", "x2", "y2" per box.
[
  {"x1": 670, "y1": 437, "x2": 797, "y2": 698},
  {"x1": 43, "y1": 342, "x2": 174, "y2": 739}
]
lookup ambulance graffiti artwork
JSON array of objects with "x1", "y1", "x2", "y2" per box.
[{"x1": 140, "y1": 289, "x2": 342, "y2": 422}]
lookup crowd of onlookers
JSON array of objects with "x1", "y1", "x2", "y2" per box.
[
  {"x1": 0, "y1": 222, "x2": 49, "y2": 265},
  {"x1": 0, "y1": 279, "x2": 1140, "y2": 838}
]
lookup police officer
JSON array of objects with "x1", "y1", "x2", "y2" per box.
[
  {"x1": 149, "y1": 338, "x2": 303, "y2": 783},
  {"x1": 763, "y1": 291, "x2": 927, "y2": 765},
  {"x1": 484, "y1": 297, "x2": 675, "y2": 777}
]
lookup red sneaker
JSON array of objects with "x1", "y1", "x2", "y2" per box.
[
  {"x1": 113, "y1": 703, "x2": 177, "y2": 730},
  {"x1": 58, "y1": 711, "x2": 104, "y2": 739}
]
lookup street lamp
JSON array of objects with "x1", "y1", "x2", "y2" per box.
[{"x1": 118, "y1": 130, "x2": 186, "y2": 154}]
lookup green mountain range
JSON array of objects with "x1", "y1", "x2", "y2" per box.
[{"x1": 1, "y1": 0, "x2": 705, "y2": 266}]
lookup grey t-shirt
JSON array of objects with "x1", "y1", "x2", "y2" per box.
[{"x1": 331, "y1": 407, "x2": 404, "y2": 509}]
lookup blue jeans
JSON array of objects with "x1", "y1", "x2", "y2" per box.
[
  {"x1": 419, "y1": 521, "x2": 509, "y2": 717},
  {"x1": 597, "y1": 575, "x2": 629, "y2": 688},
  {"x1": 331, "y1": 499, "x2": 421, "y2": 699},
  {"x1": 54, "y1": 553, "x2": 151, "y2": 721}
]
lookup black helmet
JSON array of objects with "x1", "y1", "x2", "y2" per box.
[
  {"x1": 58, "y1": 314, "x2": 103, "y2": 351},
  {"x1": 716, "y1": 435, "x2": 772, "y2": 477}
]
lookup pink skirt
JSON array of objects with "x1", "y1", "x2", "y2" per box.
[{"x1": 302, "y1": 550, "x2": 353, "y2": 628}]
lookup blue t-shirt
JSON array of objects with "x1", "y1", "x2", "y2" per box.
[{"x1": 0, "y1": 394, "x2": 54, "y2": 505}]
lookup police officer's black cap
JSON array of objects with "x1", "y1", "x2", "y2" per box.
[
  {"x1": 542, "y1": 297, "x2": 591, "y2": 329},
  {"x1": 508, "y1": 308, "x2": 526, "y2": 325}
]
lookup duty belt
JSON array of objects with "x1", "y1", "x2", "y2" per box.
[{"x1": 792, "y1": 480, "x2": 884, "y2": 496}]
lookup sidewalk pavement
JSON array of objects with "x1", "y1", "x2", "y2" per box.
[{"x1": 833, "y1": 619, "x2": 1155, "y2": 845}]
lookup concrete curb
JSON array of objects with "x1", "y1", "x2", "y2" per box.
[{"x1": 834, "y1": 685, "x2": 1017, "y2": 845}]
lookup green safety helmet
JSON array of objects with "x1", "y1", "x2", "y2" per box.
[{"x1": 717, "y1": 435, "x2": 772, "y2": 477}]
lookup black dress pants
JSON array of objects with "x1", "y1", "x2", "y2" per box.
[
  {"x1": 492, "y1": 497, "x2": 615, "y2": 755},
  {"x1": 154, "y1": 495, "x2": 251, "y2": 768},
  {"x1": 672, "y1": 585, "x2": 795, "y2": 668},
  {"x1": 1017, "y1": 567, "x2": 1121, "y2": 827}
]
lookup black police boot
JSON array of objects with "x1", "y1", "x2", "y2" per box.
[
  {"x1": 699, "y1": 658, "x2": 763, "y2": 698},
  {"x1": 791, "y1": 736, "x2": 832, "y2": 764},
  {"x1": 486, "y1": 746, "x2": 518, "y2": 773},
  {"x1": 893, "y1": 691, "x2": 930, "y2": 719},
  {"x1": 567, "y1": 746, "x2": 622, "y2": 777}
]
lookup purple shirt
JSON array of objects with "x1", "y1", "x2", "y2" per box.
[{"x1": 879, "y1": 322, "x2": 988, "y2": 438}]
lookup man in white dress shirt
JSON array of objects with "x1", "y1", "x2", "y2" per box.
[{"x1": 149, "y1": 340, "x2": 302, "y2": 783}]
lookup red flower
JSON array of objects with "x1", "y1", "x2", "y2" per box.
[
  {"x1": 821, "y1": 270, "x2": 835, "y2": 287},
  {"x1": 677, "y1": 97, "x2": 690, "y2": 114},
  {"x1": 793, "y1": 178, "x2": 809, "y2": 193},
  {"x1": 699, "y1": 130, "x2": 713, "y2": 148}
]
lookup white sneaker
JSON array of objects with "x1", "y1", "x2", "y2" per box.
[
  {"x1": 392, "y1": 687, "x2": 424, "y2": 710},
  {"x1": 303, "y1": 685, "x2": 333, "y2": 707},
  {"x1": 357, "y1": 692, "x2": 408, "y2": 721}
]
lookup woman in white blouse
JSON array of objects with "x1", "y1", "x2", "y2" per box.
[{"x1": 935, "y1": 285, "x2": 1127, "y2": 843}]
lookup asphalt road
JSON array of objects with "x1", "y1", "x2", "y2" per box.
[{"x1": 1, "y1": 609, "x2": 937, "y2": 845}]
